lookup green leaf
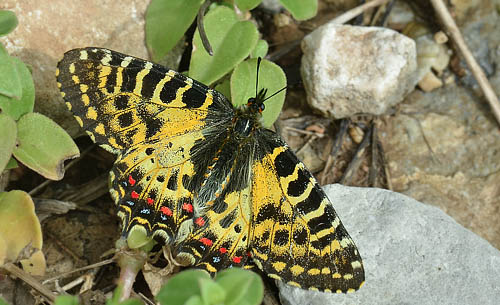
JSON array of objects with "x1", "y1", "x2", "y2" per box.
[
  {"x1": 156, "y1": 270, "x2": 210, "y2": 305},
  {"x1": 117, "y1": 299, "x2": 143, "y2": 305},
  {"x1": 214, "y1": 78, "x2": 231, "y2": 101},
  {"x1": 4, "y1": 157, "x2": 18, "y2": 170},
  {"x1": 279, "y1": 0, "x2": 318, "y2": 20},
  {"x1": 0, "y1": 10, "x2": 18, "y2": 36},
  {"x1": 0, "y1": 57, "x2": 35, "y2": 120},
  {"x1": 146, "y1": 0, "x2": 203, "y2": 62},
  {"x1": 0, "y1": 113, "x2": 16, "y2": 172},
  {"x1": 250, "y1": 39, "x2": 269, "y2": 59},
  {"x1": 199, "y1": 277, "x2": 226, "y2": 305},
  {"x1": 235, "y1": 0, "x2": 261, "y2": 11},
  {"x1": 0, "y1": 51, "x2": 22, "y2": 100},
  {"x1": 215, "y1": 269, "x2": 263, "y2": 305},
  {"x1": 13, "y1": 113, "x2": 79, "y2": 180},
  {"x1": 189, "y1": 5, "x2": 259, "y2": 85},
  {"x1": 54, "y1": 295, "x2": 80, "y2": 305},
  {"x1": 230, "y1": 58, "x2": 287, "y2": 127},
  {"x1": 0, "y1": 297, "x2": 9, "y2": 305},
  {"x1": 0, "y1": 190, "x2": 46, "y2": 275},
  {"x1": 126, "y1": 227, "x2": 154, "y2": 249},
  {"x1": 184, "y1": 295, "x2": 204, "y2": 305}
]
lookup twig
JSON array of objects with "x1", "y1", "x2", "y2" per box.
[
  {"x1": 2, "y1": 263, "x2": 57, "y2": 303},
  {"x1": 197, "y1": 0, "x2": 213, "y2": 56},
  {"x1": 43, "y1": 258, "x2": 115, "y2": 283},
  {"x1": 339, "y1": 126, "x2": 373, "y2": 185},
  {"x1": 332, "y1": 0, "x2": 392, "y2": 24},
  {"x1": 429, "y1": 0, "x2": 500, "y2": 126}
]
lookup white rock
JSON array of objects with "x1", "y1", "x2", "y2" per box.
[
  {"x1": 279, "y1": 184, "x2": 500, "y2": 305},
  {"x1": 301, "y1": 24, "x2": 418, "y2": 118}
]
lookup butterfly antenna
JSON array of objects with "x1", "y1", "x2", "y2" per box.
[
  {"x1": 255, "y1": 57, "x2": 262, "y2": 99},
  {"x1": 263, "y1": 85, "x2": 287, "y2": 103}
]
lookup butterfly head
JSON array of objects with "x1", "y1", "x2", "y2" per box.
[{"x1": 247, "y1": 87, "x2": 267, "y2": 115}]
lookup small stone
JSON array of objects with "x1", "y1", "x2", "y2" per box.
[
  {"x1": 415, "y1": 35, "x2": 451, "y2": 81},
  {"x1": 434, "y1": 31, "x2": 449, "y2": 44},
  {"x1": 301, "y1": 24, "x2": 417, "y2": 119},
  {"x1": 418, "y1": 71, "x2": 443, "y2": 92},
  {"x1": 348, "y1": 125, "x2": 364, "y2": 144},
  {"x1": 273, "y1": 13, "x2": 292, "y2": 27}
]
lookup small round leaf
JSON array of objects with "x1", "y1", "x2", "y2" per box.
[
  {"x1": 251, "y1": 39, "x2": 269, "y2": 59},
  {"x1": 0, "y1": 51, "x2": 22, "y2": 100},
  {"x1": 0, "y1": 113, "x2": 16, "y2": 172},
  {"x1": 199, "y1": 277, "x2": 226, "y2": 305},
  {"x1": 190, "y1": 5, "x2": 259, "y2": 85},
  {"x1": 54, "y1": 295, "x2": 80, "y2": 305},
  {"x1": 235, "y1": 0, "x2": 261, "y2": 11},
  {"x1": 13, "y1": 113, "x2": 79, "y2": 180},
  {"x1": 279, "y1": 0, "x2": 318, "y2": 20},
  {"x1": 231, "y1": 58, "x2": 287, "y2": 127},
  {"x1": 0, "y1": 10, "x2": 18, "y2": 36},
  {"x1": 156, "y1": 269, "x2": 211, "y2": 305},
  {"x1": 0, "y1": 57, "x2": 35, "y2": 120},
  {"x1": 0, "y1": 190, "x2": 46, "y2": 275},
  {"x1": 146, "y1": 0, "x2": 203, "y2": 62},
  {"x1": 126, "y1": 227, "x2": 154, "y2": 249},
  {"x1": 215, "y1": 269, "x2": 263, "y2": 305}
]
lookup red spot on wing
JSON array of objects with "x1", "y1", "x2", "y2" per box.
[
  {"x1": 246, "y1": 251, "x2": 252, "y2": 257},
  {"x1": 160, "y1": 206, "x2": 172, "y2": 216},
  {"x1": 131, "y1": 191, "x2": 139, "y2": 199},
  {"x1": 182, "y1": 203, "x2": 193, "y2": 213},
  {"x1": 147, "y1": 198, "x2": 154, "y2": 205},
  {"x1": 232, "y1": 256, "x2": 242, "y2": 264},
  {"x1": 195, "y1": 217, "x2": 205, "y2": 226},
  {"x1": 200, "y1": 237, "x2": 213, "y2": 246},
  {"x1": 219, "y1": 247, "x2": 227, "y2": 254},
  {"x1": 128, "y1": 175, "x2": 136, "y2": 186}
]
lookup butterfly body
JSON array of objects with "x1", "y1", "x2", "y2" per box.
[{"x1": 56, "y1": 48, "x2": 364, "y2": 293}]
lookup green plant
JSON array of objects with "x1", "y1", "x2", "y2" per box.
[
  {"x1": 156, "y1": 268, "x2": 264, "y2": 305},
  {"x1": 54, "y1": 286, "x2": 143, "y2": 305},
  {"x1": 0, "y1": 10, "x2": 79, "y2": 276},
  {"x1": 146, "y1": 0, "x2": 317, "y2": 62}
]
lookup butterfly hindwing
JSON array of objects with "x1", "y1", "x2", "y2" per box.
[{"x1": 249, "y1": 129, "x2": 365, "y2": 292}]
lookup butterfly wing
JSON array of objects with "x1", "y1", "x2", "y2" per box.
[
  {"x1": 56, "y1": 48, "x2": 232, "y2": 154},
  {"x1": 57, "y1": 48, "x2": 234, "y2": 241},
  {"x1": 174, "y1": 137, "x2": 257, "y2": 271},
  {"x1": 249, "y1": 129, "x2": 365, "y2": 293}
]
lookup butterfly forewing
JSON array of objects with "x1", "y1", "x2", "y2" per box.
[{"x1": 57, "y1": 48, "x2": 234, "y2": 241}]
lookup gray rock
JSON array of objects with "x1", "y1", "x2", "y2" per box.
[
  {"x1": 301, "y1": 24, "x2": 418, "y2": 118},
  {"x1": 278, "y1": 184, "x2": 500, "y2": 305}
]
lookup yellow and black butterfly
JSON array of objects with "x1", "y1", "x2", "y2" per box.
[{"x1": 56, "y1": 48, "x2": 364, "y2": 293}]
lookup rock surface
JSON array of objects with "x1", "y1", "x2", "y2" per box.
[
  {"x1": 381, "y1": 11, "x2": 500, "y2": 249},
  {"x1": 278, "y1": 184, "x2": 500, "y2": 305},
  {"x1": 0, "y1": 0, "x2": 150, "y2": 137},
  {"x1": 301, "y1": 24, "x2": 418, "y2": 118}
]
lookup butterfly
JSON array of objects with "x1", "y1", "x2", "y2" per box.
[{"x1": 56, "y1": 47, "x2": 364, "y2": 293}]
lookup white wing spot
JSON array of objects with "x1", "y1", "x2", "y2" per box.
[
  {"x1": 79, "y1": 50, "x2": 88, "y2": 60},
  {"x1": 121, "y1": 56, "x2": 133, "y2": 67}
]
